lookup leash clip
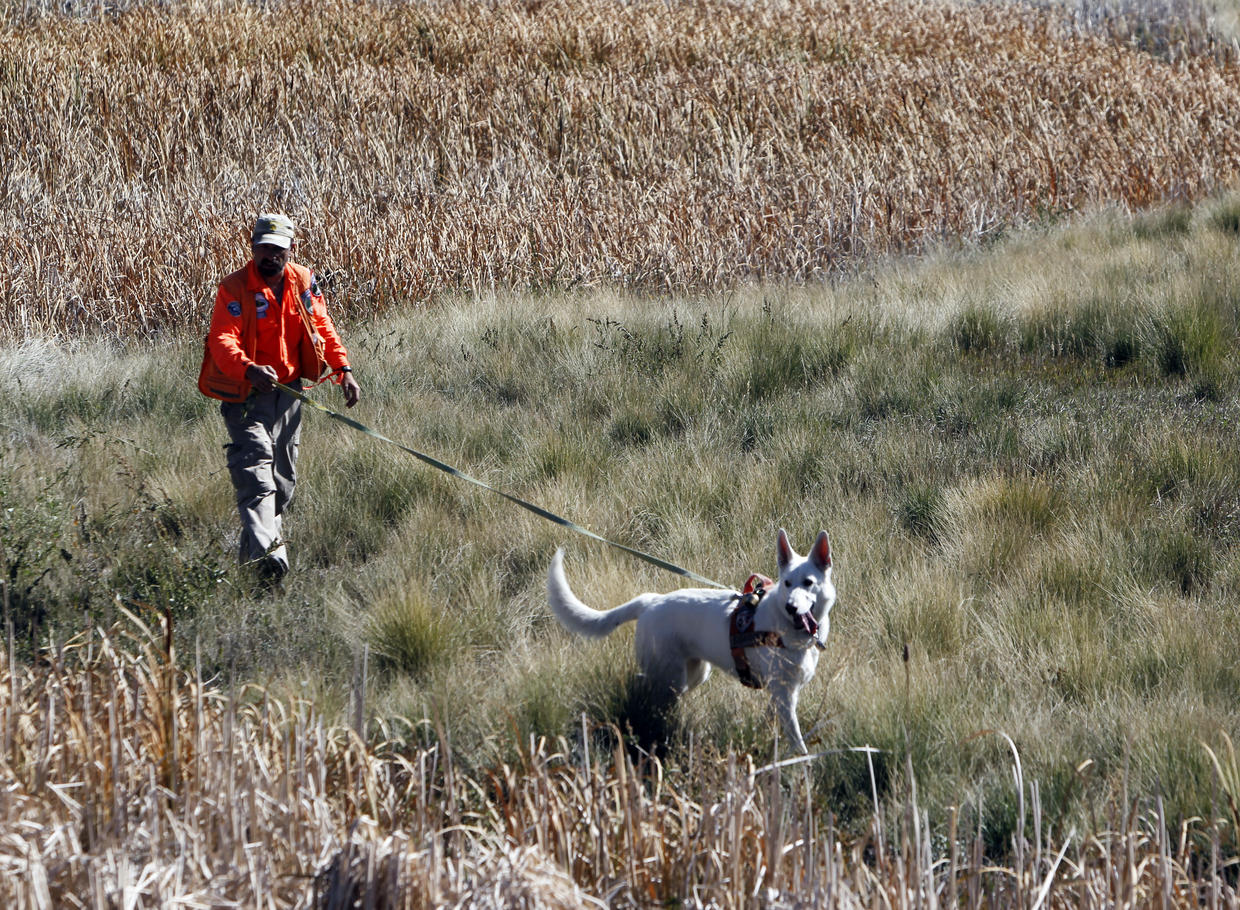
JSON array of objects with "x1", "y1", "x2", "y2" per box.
[{"x1": 741, "y1": 573, "x2": 772, "y2": 609}]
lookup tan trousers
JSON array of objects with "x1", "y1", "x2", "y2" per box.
[{"x1": 221, "y1": 389, "x2": 303, "y2": 573}]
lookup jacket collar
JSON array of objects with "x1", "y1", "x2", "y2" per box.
[{"x1": 245, "y1": 260, "x2": 289, "y2": 296}]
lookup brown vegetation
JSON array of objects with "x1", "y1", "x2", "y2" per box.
[
  {"x1": 3, "y1": 0, "x2": 1239, "y2": 338},
  {"x1": 2, "y1": 610, "x2": 1238, "y2": 907}
]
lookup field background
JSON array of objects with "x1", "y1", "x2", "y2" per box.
[
  {"x1": 4, "y1": 0, "x2": 1240, "y2": 337},
  {"x1": 6, "y1": 0, "x2": 1240, "y2": 905}
]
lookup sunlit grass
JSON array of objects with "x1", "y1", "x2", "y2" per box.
[{"x1": 7, "y1": 199, "x2": 1240, "y2": 840}]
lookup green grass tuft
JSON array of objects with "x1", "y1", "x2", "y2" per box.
[{"x1": 365, "y1": 586, "x2": 458, "y2": 678}]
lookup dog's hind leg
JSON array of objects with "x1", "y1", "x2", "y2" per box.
[
  {"x1": 634, "y1": 621, "x2": 690, "y2": 694},
  {"x1": 638, "y1": 656, "x2": 687, "y2": 698},
  {"x1": 684, "y1": 658, "x2": 711, "y2": 691},
  {"x1": 621, "y1": 651, "x2": 684, "y2": 758}
]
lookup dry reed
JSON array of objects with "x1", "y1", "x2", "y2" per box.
[
  {"x1": 3, "y1": 0, "x2": 1239, "y2": 339},
  {"x1": 1, "y1": 607, "x2": 1236, "y2": 907}
]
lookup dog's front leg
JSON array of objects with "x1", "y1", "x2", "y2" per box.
[
  {"x1": 815, "y1": 614, "x2": 830, "y2": 650},
  {"x1": 768, "y1": 681, "x2": 807, "y2": 754}
]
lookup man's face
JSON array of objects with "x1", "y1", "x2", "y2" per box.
[{"x1": 252, "y1": 242, "x2": 291, "y2": 280}]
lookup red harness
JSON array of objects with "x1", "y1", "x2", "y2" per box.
[{"x1": 729, "y1": 574, "x2": 784, "y2": 689}]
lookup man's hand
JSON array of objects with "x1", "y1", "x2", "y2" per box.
[
  {"x1": 245, "y1": 363, "x2": 279, "y2": 394},
  {"x1": 341, "y1": 373, "x2": 361, "y2": 408}
]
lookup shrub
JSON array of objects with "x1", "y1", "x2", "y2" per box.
[
  {"x1": 949, "y1": 304, "x2": 1009, "y2": 355},
  {"x1": 365, "y1": 587, "x2": 458, "y2": 678},
  {"x1": 1150, "y1": 301, "x2": 1228, "y2": 379},
  {"x1": 897, "y1": 481, "x2": 947, "y2": 544}
]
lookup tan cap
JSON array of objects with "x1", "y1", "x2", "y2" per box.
[{"x1": 252, "y1": 213, "x2": 294, "y2": 249}]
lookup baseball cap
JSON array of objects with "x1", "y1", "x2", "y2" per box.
[{"x1": 252, "y1": 213, "x2": 295, "y2": 249}]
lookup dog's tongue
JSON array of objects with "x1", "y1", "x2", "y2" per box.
[{"x1": 797, "y1": 612, "x2": 818, "y2": 638}]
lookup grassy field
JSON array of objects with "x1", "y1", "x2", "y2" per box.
[
  {"x1": 7, "y1": 0, "x2": 1240, "y2": 903},
  {"x1": 7, "y1": 195, "x2": 1240, "y2": 904}
]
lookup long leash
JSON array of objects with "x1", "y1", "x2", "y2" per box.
[{"x1": 274, "y1": 380, "x2": 732, "y2": 590}]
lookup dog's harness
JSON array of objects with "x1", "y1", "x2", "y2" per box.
[{"x1": 729, "y1": 573, "x2": 784, "y2": 689}]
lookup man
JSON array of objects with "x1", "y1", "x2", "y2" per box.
[{"x1": 199, "y1": 213, "x2": 362, "y2": 582}]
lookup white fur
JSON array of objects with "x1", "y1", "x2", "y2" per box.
[{"x1": 547, "y1": 529, "x2": 835, "y2": 753}]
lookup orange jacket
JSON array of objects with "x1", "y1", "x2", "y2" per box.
[{"x1": 199, "y1": 261, "x2": 351, "y2": 402}]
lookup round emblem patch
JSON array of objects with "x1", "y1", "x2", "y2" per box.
[{"x1": 227, "y1": 300, "x2": 241, "y2": 318}]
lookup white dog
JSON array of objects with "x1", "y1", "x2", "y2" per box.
[{"x1": 546, "y1": 529, "x2": 835, "y2": 753}]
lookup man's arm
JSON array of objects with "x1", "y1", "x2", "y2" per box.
[
  {"x1": 308, "y1": 275, "x2": 361, "y2": 408},
  {"x1": 206, "y1": 285, "x2": 254, "y2": 380}
]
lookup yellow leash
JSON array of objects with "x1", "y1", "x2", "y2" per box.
[{"x1": 275, "y1": 381, "x2": 732, "y2": 590}]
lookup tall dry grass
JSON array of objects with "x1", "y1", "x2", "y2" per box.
[
  {"x1": 3, "y1": 608, "x2": 1237, "y2": 908},
  {"x1": 3, "y1": 0, "x2": 1240, "y2": 338}
]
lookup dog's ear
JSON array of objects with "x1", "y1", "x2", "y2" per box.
[
  {"x1": 776, "y1": 528, "x2": 794, "y2": 571},
  {"x1": 810, "y1": 531, "x2": 831, "y2": 571}
]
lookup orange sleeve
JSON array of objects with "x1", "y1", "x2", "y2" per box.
[
  {"x1": 308, "y1": 274, "x2": 351, "y2": 376},
  {"x1": 206, "y1": 283, "x2": 252, "y2": 381}
]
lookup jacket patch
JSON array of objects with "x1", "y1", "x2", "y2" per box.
[
  {"x1": 227, "y1": 300, "x2": 242, "y2": 318},
  {"x1": 255, "y1": 293, "x2": 269, "y2": 318}
]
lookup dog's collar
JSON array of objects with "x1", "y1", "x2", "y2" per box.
[{"x1": 729, "y1": 593, "x2": 784, "y2": 689}]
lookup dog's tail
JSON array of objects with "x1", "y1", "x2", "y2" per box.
[{"x1": 547, "y1": 548, "x2": 653, "y2": 639}]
